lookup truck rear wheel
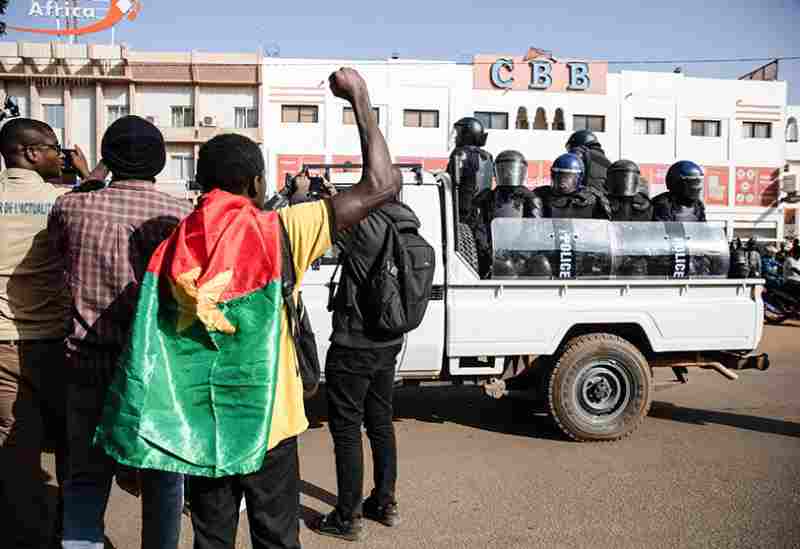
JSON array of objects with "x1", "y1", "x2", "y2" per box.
[{"x1": 548, "y1": 334, "x2": 652, "y2": 442}]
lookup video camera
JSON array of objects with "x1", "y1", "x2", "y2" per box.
[{"x1": 0, "y1": 96, "x2": 21, "y2": 123}]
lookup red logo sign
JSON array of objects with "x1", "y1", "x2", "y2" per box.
[{"x1": 9, "y1": 1, "x2": 142, "y2": 37}]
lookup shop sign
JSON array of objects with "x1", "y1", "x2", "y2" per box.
[
  {"x1": 735, "y1": 167, "x2": 780, "y2": 207},
  {"x1": 473, "y1": 54, "x2": 607, "y2": 94},
  {"x1": 9, "y1": 1, "x2": 141, "y2": 36}
]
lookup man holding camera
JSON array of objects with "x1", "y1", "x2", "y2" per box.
[{"x1": 0, "y1": 118, "x2": 81, "y2": 547}]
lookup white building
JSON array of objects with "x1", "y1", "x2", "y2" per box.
[
  {"x1": 2, "y1": 42, "x2": 796, "y2": 241},
  {"x1": 783, "y1": 105, "x2": 800, "y2": 239},
  {"x1": 264, "y1": 51, "x2": 792, "y2": 242}
]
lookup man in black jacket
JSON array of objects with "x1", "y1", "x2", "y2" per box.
[{"x1": 317, "y1": 168, "x2": 415, "y2": 541}]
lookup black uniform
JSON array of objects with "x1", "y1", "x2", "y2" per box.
[
  {"x1": 448, "y1": 117, "x2": 495, "y2": 276},
  {"x1": 651, "y1": 193, "x2": 707, "y2": 222},
  {"x1": 535, "y1": 186, "x2": 611, "y2": 220},
  {"x1": 566, "y1": 130, "x2": 612, "y2": 194},
  {"x1": 570, "y1": 145, "x2": 612, "y2": 194}
]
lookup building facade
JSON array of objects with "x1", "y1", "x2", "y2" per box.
[
  {"x1": 0, "y1": 41, "x2": 263, "y2": 197},
  {"x1": 1, "y1": 42, "x2": 796, "y2": 241}
]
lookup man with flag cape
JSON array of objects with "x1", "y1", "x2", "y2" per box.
[{"x1": 94, "y1": 67, "x2": 399, "y2": 549}]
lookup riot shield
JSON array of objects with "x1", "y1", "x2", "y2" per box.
[
  {"x1": 610, "y1": 222, "x2": 673, "y2": 278},
  {"x1": 610, "y1": 222, "x2": 729, "y2": 279},
  {"x1": 492, "y1": 219, "x2": 730, "y2": 280},
  {"x1": 491, "y1": 219, "x2": 612, "y2": 279},
  {"x1": 682, "y1": 222, "x2": 730, "y2": 278}
]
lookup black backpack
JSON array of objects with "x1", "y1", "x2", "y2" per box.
[
  {"x1": 364, "y1": 210, "x2": 435, "y2": 337},
  {"x1": 279, "y1": 219, "x2": 320, "y2": 399}
]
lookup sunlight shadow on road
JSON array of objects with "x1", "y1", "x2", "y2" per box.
[
  {"x1": 649, "y1": 401, "x2": 800, "y2": 438},
  {"x1": 299, "y1": 479, "x2": 337, "y2": 528}
]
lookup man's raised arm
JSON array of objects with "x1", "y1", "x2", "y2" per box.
[{"x1": 328, "y1": 68, "x2": 399, "y2": 231}]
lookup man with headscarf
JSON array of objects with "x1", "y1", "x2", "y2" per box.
[{"x1": 49, "y1": 115, "x2": 191, "y2": 549}]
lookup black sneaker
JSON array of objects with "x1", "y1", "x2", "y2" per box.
[
  {"x1": 315, "y1": 510, "x2": 364, "y2": 542},
  {"x1": 362, "y1": 497, "x2": 400, "y2": 527}
]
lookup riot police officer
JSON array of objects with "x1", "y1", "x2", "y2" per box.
[
  {"x1": 652, "y1": 160, "x2": 707, "y2": 222},
  {"x1": 535, "y1": 152, "x2": 611, "y2": 220},
  {"x1": 566, "y1": 129, "x2": 612, "y2": 194},
  {"x1": 487, "y1": 151, "x2": 544, "y2": 278},
  {"x1": 607, "y1": 160, "x2": 653, "y2": 222},
  {"x1": 489, "y1": 150, "x2": 543, "y2": 220},
  {"x1": 447, "y1": 117, "x2": 495, "y2": 275},
  {"x1": 653, "y1": 160, "x2": 707, "y2": 383}
]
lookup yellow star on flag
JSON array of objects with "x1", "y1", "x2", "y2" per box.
[{"x1": 169, "y1": 267, "x2": 236, "y2": 335}]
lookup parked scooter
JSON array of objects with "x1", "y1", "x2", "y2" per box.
[{"x1": 763, "y1": 285, "x2": 800, "y2": 325}]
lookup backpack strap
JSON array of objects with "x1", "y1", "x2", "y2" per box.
[{"x1": 278, "y1": 216, "x2": 301, "y2": 374}]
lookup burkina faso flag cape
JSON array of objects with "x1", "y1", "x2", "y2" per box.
[{"x1": 95, "y1": 189, "x2": 285, "y2": 478}]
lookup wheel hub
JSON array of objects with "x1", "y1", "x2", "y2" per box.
[{"x1": 576, "y1": 361, "x2": 632, "y2": 419}]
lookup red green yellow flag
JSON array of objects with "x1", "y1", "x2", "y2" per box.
[{"x1": 95, "y1": 189, "x2": 285, "y2": 477}]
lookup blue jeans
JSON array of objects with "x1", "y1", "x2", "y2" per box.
[
  {"x1": 62, "y1": 469, "x2": 183, "y2": 549},
  {"x1": 62, "y1": 378, "x2": 183, "y2": 549}
]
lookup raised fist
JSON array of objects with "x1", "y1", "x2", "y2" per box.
[{"x1": 329, "y1": 67, "x2": 368, "y2": 104}]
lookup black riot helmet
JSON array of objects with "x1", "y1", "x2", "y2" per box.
[
  {"x1": 607, "y1": 159, "x2": 641, "y2": 197},
  {"x1": 666, "y1": 160, "x2": 704, "y2": 203},
  {"x1": 566, "y1": 129, "x2": 599, "y2": 150},
  {"x1": 495, "y1": 150, "x2": 528, "y2": 188},
  {"x1": 453, "y1": 117, "x2": 488, "y2": 147}
]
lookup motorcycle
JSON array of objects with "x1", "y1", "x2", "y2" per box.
[{"x1": 763, "y1": 284, "x2": 800, "y2": 325}]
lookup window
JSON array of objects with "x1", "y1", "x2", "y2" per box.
[
  {"x1": 785, "y1": 117, "x2": 798, "y2": 142},
  {"x1": 170, "y1": 154, "x2": 195, "y2": 181},
  {"x1": 43, "y1": 104, "x2": 65, "y2": 143},
  {"x1": 281, "y1": 105, "x2": 319, "y2": 124},
  {"x1": 343, "y1": 106, "x2": 380, "y2": 125},
  {"x1": 533, "y1": 107, "x2": 548, "y2": 130},
  {"x1": 171, "y1": 106, "x2": 194, "y2": 128},
  {"x1": 403, "y1": 109, "x2": 439, "y2": 128},
  {"x1": 573, "y1": 114, "x2": 605, "y2": 133},
  {"x1": 234, "y1": 107, "x2": 258, "y2": 129},
  {"x1": 515, "y1": 106, "x2": 529, "y2": 130},
  {"x1": 552, "y1": 108, "x2": 565, "y2": 131},
  {"x1": 691, "y1": 119, "x2": 721, "y2": 137},
  {"x1": 742, "y1": 121, "x2": 772, "y2": 139},
  {"x1": 634, "y1": 117, "x2": 666, "y2": 135},
  {"x1": 474, "y1": 111, "x2": 508, "y2": 130},
  {"x1": 107, "y1": 105, "x2": 129, "y2": 127}
]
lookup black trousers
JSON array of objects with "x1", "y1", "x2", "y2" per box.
[
  {"x1": 188, "y1": 436, "x2": 300, "y2": 549},
  {"x1": 325, "y1": 342, "x2": 402, "y2": 521}
]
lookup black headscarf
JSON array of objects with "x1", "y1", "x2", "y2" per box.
[{"x1": 102, "y1": 115, "x2": 166, "y2": 181}]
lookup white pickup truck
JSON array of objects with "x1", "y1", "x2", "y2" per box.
[{"x1": 298, "y1": 166, "x2": 769, "y2": 442}]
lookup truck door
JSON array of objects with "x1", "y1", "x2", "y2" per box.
[{"x1": 298, "y1": 170, "x2": 445, "y2": 379}]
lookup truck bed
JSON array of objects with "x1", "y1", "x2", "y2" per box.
[{"x1": 447, "y1": 276, "x2": 764, "y2": 357}]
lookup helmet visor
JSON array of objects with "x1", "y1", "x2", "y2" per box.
[
  {"x1": 683, "y1": 176, "x2": 704, "y2": 201},
  {"x1": 496, "y1": 161, "x2": 527, "y2": 188},
  {"x1": 608, "y1": 171, "x2": 639, "y2": 197}
]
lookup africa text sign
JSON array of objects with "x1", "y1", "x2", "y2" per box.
[{"x1": 9, "y1": 1, "x2": 141, "y2": 36}]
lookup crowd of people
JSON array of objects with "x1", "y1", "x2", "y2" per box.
[{"x1": 0, "y1": 67, "x2": 406, "y2": 548}]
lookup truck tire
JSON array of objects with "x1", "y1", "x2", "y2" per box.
[
  {"x1": 457, "y1": 222, "x2": 480, "y2": 273},
  {"x1": 548, "y1": 334, "x2": 652, "y2": 442}
]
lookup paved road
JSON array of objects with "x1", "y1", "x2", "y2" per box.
[{"x1": 41, "y1": 324, "x2": 800, "y2": 548}]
